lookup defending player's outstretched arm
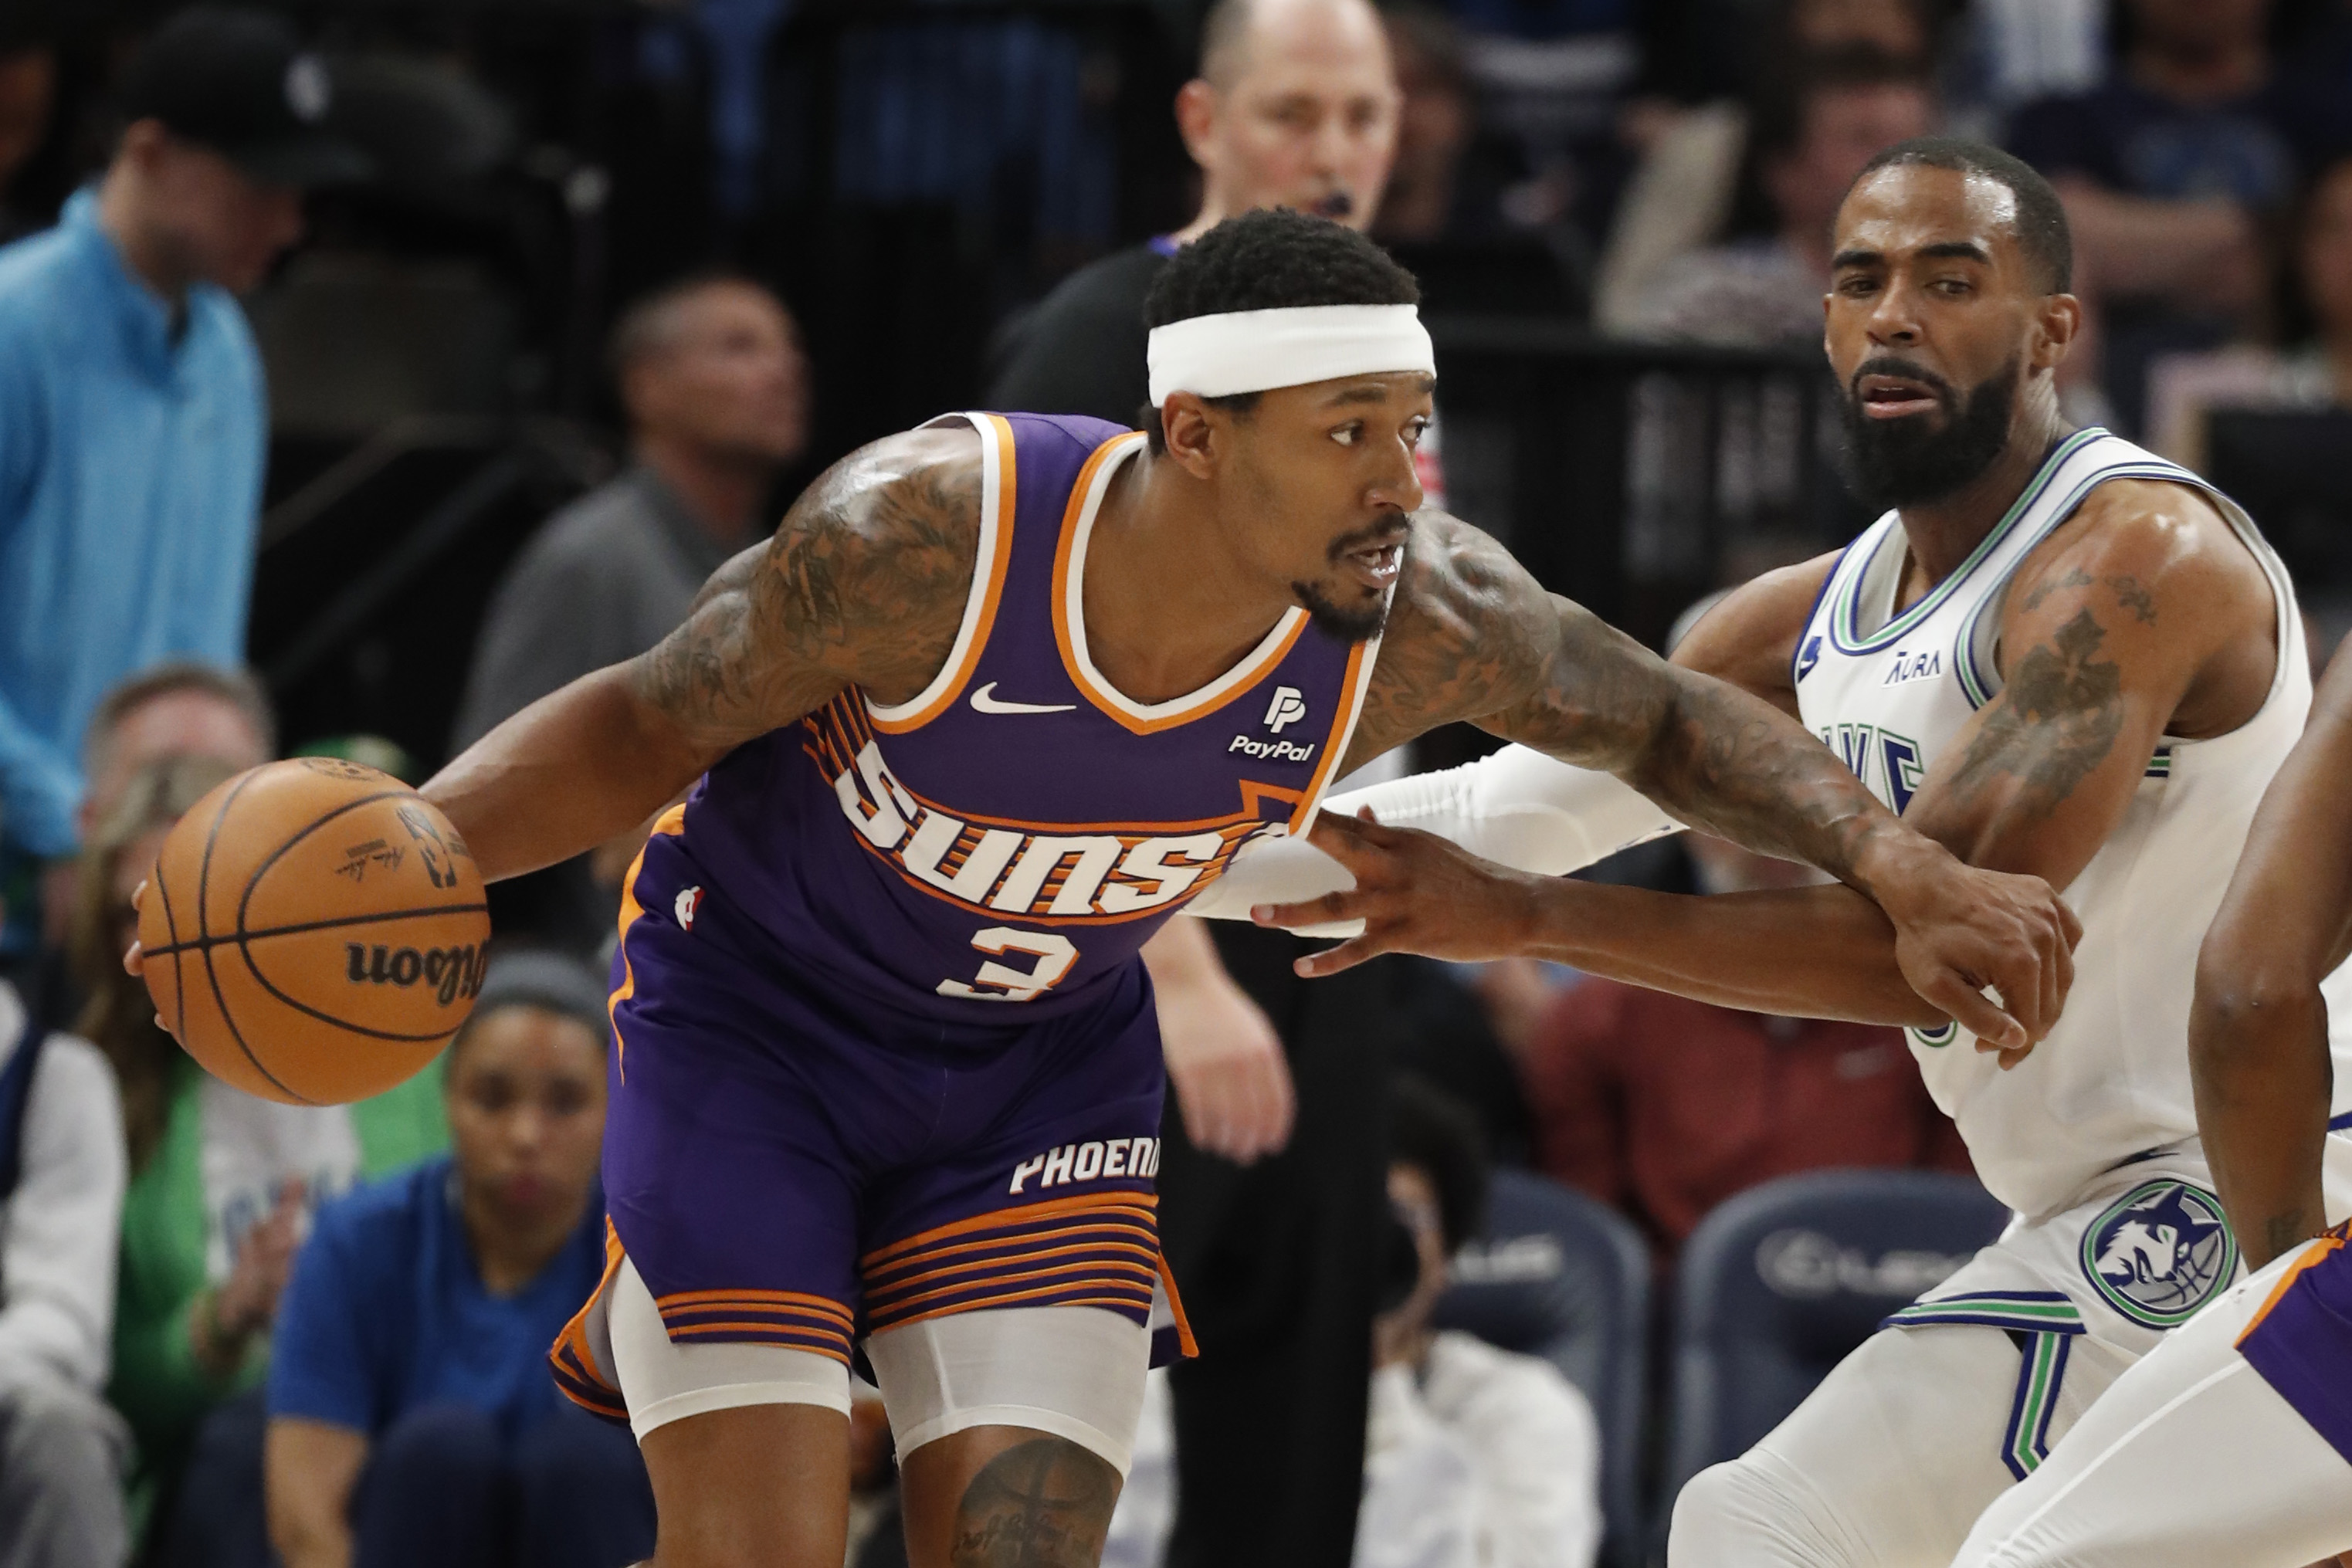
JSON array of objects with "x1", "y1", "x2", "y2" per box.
[
  {"x1": 1282, "y1": 510, "x2": 2082, "y2": 1051},
  {"x1": 422, "y1": 423, "x2": 987, "y2": 881},
  {"x1": 2191, "y1": 642, "x2": 2352, "y2": 1269}
]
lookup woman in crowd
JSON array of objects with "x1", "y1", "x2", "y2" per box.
[
  {"x1": 66, "y1": 756, "x2": 364, "y2": 1543},
  {"x1": 258, "y1": 950, "x2": 652, "y2": 1568}
]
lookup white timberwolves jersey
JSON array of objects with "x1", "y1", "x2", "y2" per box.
[{"x1": 1795, "y1": 428, "x2": 2352, "y2": 1219}]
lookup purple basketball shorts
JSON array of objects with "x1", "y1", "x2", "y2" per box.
[{"x1": 552, "y1": 825, "x2": 1189, "y2": 1421}]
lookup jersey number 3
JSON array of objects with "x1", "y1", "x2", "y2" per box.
[{"x1": 937, "y1": 927, "x2": 1078, "y2": 1003}]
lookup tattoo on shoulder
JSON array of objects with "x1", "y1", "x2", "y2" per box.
[
  {"x1": 947, "y1": 1438, "x2": 1119, "y2": 1568},
  {"x1": 2021, "y1": 565, "x2": 2157, "y2": 625},
  {"x1": 1348, "y1": 515, "x2": 1553, "y2": 760},
  {"x1": 1944, "y1": 608, "x2": 2127, "y2": 819},
  {"x1": 632, "y1": 430, "x2": 981, "y2": 741}
]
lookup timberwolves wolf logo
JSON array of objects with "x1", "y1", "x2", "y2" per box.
[{"x1": 2079, "y1": 1180, "x2": 2238, "y2": 1329}]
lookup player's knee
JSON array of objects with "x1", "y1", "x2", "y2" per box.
[{"x1": 1666, "y1": 1453, "x2": 1849, "y2": 1568}]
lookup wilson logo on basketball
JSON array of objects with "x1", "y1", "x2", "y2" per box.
[{"x1": 343, "y1": 942, "x2": 487, "y2": 1006}]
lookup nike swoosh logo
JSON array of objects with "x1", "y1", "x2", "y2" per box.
[{"x1": 970, "y1": 682, "x2": 1076, "y2": 716}]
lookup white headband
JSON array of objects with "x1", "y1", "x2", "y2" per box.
[{"x1": 1146, "y1": 303, "x2": 1435, "y2": 406}]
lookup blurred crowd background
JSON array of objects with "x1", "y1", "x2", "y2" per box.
[{"x1": 3, "y1": 2, "x2": 2352, "y2": 1567}]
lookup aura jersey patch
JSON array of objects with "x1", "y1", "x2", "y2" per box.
[{"x1": 2079, "y1": 1179, "x2": 2238, "y2": 1329}]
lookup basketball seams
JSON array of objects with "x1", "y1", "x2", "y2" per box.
[
  {"x1": 192, "y1": 771, "x2": 307, "y2": 1102},
  {"x1": 141, "y1": 901, "x2": 493, "y2": 958},
  {"x1": 150, "y1": 763, "x2": 486, "y2": 1104},
  {"x1": 232, "y1": 946, "x2": 475, "y2": 1045},
  {"x1": 231, "y1": 788, "x2": 445, "y2": 940},
  {"x1": 152, "y1": 848, "x2": 189, "y2": 1046}
]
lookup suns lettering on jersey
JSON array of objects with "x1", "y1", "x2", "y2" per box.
[
  {"x1": 1819, "y1": 722, "x2": 1927, "y2": 814},
  {"x1": 806, "y1": 696, "x2": 1287, "y2": 924}
]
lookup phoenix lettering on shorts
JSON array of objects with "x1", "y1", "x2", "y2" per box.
[
  {"x1": 805, "y1": 696, "x2": 1283, "y2": 921},
  {"x1": 1008, "y1": 1136, "x2": 1161, "y2": 1194}
]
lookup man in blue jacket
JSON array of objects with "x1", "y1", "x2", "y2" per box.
[{"x1": 0, "y1": 6, "x2": 365, "y2": 974}]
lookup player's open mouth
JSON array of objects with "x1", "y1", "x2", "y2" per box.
[
  {"x1": 1857, "y1": 374, "x2": 1944, "y2": 421},
  {"x1": 1344, "y1": 541, "x2": 1404, "y2": 588}
]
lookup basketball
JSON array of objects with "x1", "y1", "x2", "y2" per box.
[{"x1": 136, "y1": 757, "x2": 492, "y2": 1106}]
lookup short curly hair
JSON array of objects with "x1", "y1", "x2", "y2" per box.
[{"x1": 1139, "y1": 208, "x2": 1421, "y2": 449}]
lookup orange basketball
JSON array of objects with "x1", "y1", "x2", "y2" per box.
[{"x1": 137, "y1": 757, "x2": 492, "y2": 1106}]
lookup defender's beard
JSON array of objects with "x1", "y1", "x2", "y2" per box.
[{"x1": 1840, "y1": 354, "x2": 2020, "y2": 511}]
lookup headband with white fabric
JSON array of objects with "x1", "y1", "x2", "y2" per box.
[{"x1": 1145, "y1": 303, "x2": 1435, "y2": 407}]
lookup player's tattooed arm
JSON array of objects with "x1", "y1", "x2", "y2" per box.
[
  {"x1": 2191, "y1": 642, "x2": 2352, "y2": 1268},
  {"x1": 633, "y1": 422, "x2": 981, "y2": 753},
  {"x1": 1332, "y1": 513, "x2": 2082, "y2": 1048},
  {"x1": 1902, "y1": 477, "x2": 2275, "y2": 892},
  {"x1": 424, "y1": 425, "x2": 981, "y2": 882},
  {"x1": 1352, "y1": 513, "x2": 1940, "y2": 894}
]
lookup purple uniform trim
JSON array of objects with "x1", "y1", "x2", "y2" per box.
[{"x1": 2237, "y1": 1220, "x2": 2352, "y2": 1464}]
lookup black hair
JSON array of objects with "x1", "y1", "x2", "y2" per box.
[
  {"x1": 1137, "y1": 208, "x2": 1421, "y2": 451},
  {"x1": 1387, "y1": 1075, "x2": 1488, "y2": 1256},
  {"x1": 1848, "y1": 137, "x2": 2074, "y2": 294}
]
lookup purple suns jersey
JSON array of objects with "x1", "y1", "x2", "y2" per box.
[{"x1": 646, "y1": 411, "x2": 1385, "y2": 1025}]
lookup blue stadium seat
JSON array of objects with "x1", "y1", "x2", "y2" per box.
[
  {"x1": 1653, "y1": 1169, "x2": 2010, "y2": 1555},
  {"x1": 1435, "y1": 1169, "x2": 1651, "y2": 1568}
]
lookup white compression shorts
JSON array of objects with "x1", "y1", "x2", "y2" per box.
[
  {"x1": 606, "y1": 1257, "x2": 1154, "y2": 1475},
  {"x1": 1950, "y1": 1238, "x2": 2352, "y2": 1568},
  {"x1": 1184, "y1": 744, "x2": 1684, "y2": 934}
]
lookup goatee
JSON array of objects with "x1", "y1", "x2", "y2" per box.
[
  {"x1": 1294, "y1": 580, "x2": 1389, "y2": 642},
  {"x1": 1840, "y1": 354, "x2": 2019, "y2": 510}
]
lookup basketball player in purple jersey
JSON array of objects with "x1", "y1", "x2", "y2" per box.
[
  {"x1": 398, "y1": 210, "x2": 2071, "y2": 1568},
  {"x1": 1942, "y1": 638, "x2": 2352, "y2": 1568}
]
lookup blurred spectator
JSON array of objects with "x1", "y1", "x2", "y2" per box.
[
  {"x1": 0, "y1": 36, "x2": 56, "y2": 245},
  {"x1": 66, "y1": 757, "x2": 360, "y2": 1540},
  {"x1": 1357, "y1": 1078, "x2": 1601, "y2": 1568},
  {"x1": 1626, "y1": 46, "x2": 1933, "y2": 347},
  {"x1": 1944, "y1": 0, "x2": 2108, "y2": 140},
  {"x1": 452, "y1": 273, "x2": 809, "y2": 953},
  {"x1": 1597, "y1": 0, "x2": 1940, "y2": 330},
  {"x1": 1372, "y1": 3, "x2": 1583, "y2": 317},
  {"x1": 0, "y1": 807, "x2": 132, "y2": 1568},
  {"x1": 988, "y1": 0, "x2": 1400, "y2": 425},
  {"x1": 0, "y1": 8, "x2": 364, "y2": 983},
  {"x1": 1520, "y1": 835, "x2": 1971, "y2": 1265},
  {"x1": 14, "y1": 661, "x2": 277, "y2": 1026},
  {"x1": 2147, "y1": 151, "x2": 2352, "y2": 467},
  {"x1": 1102, "y1": 1078, "x2": 1602, "y2": 1568},
  {"x1": 158, "y1": 953, "x2": 652, "y2": 1568},
  {"x1": 2005, "y1": 0, "x2": 2341, "y2": 428}
]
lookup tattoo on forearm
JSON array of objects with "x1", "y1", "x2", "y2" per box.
[
  {"x1": 1944, "y1": 609, "x2": 2126, "y2": 820},
  {"x1": 947, "y1": 1438, "x2": 1118, "y2": 1567}
]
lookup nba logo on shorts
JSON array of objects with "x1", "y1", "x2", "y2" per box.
[
  {"x1": 674, "y1": 886, "x2": 704, "y2": 931},
  {"x1": 2079, "y1": 1180, "x2": 2238, "y2": 1329}
]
